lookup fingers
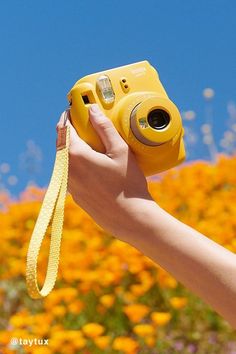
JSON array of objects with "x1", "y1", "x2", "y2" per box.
[
  {"x1": 89, "y1": 104, "x2": 128, "y2": 157},
  {"x1": 56, "y1": 106, "x2": 128, "y2": 164}
]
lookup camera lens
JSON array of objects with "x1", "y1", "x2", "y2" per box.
[{"x1": 147, "y1": 109, "x2": 170, "y2": 130}]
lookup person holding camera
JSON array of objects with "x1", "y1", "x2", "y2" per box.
[{"x1": 57, "y1": 104, "x2": 236, "y2": 328}]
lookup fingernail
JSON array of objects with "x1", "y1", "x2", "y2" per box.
[{"x1": 90, "y1": 104, "x2": 100, "y2": 114}]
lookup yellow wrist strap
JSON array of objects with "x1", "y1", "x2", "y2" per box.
[{"x1": 26, "y1": 116, "x2": 70, "y2": 299}]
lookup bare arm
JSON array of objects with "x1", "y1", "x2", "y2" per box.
[
  {"x1": 127, "y1": 199, "x2": 236, "y2": 328},
  {"x1": 57, "y1": 104, "x2": 236, "y2": 328}
]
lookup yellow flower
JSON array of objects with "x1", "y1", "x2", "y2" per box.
[
  {"x1": 94, "y1": 335, "x2": 111, "y2": 349},
  {"x1": 151, "y1": 312, "x2": 172, "y2": 326},
  {"x1": 100, "y1": 294, "x2": 115, "y2": 308},
  {"x1": 133, "y1": 324, "x2": 156, "y2": 337},
  {"x1": 169, "y1": 297, "x2": 188, "y2": 309},
  {"x1": 82, "y1": 323, "x2": 105, "y2": 338},
  {"x1": 123, "y1": 304, "x2": 150, "y2": 323},
  {"x1": 112, "y1": 336, "x2": 139, "y2": 353}
]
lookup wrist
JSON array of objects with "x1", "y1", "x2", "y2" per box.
[{"x1": 118, "y1": 198, "x2": 163, "y2": 247}]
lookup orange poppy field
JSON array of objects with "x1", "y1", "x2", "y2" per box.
[{"x1": 0, "y1": 155, "x2": 236, "y2": 353}]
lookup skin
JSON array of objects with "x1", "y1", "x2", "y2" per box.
[{"x1": 57, "y1": 104, "x2": 236, "y2": 328}]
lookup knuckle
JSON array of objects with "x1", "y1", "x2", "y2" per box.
[
  {"x1": 110, "y1": 144, "x2": 128, "y2": 159},
  {"x1": 69, "y1": 146, "x2": 92, "y2": 165},
  {"x1": 115, "y1": 142, "x2": 129, "y2": 155}
]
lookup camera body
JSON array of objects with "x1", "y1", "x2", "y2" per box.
[{"x1": 67, "y1": 60, "x2": 185, "y2": 176}]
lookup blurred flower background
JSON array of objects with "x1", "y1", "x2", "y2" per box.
[
  {"x1": 1, "y1": 155, "x2": 236, "y2": 354},
  {"x1": 1, "y1": 1, "x2": 236, "y2": 353}
]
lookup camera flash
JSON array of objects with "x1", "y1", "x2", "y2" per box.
[{"x1": 96, "y1": 75, "x2": 115, "y2": 104}]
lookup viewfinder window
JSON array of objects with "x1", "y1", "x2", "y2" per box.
[{"x1": 82, "y1": 95, "x2": 90, "y2": 104}]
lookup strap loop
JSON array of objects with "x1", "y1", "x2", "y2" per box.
[{"x1": 26, "y1": 117, "x2": 70, "y2": 299}]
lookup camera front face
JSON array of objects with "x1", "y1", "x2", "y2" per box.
[
  {"x1": 84, "y1": 72, "x2": 181, "y2": 148},
  {"x1": 91, "y1": 67, "x2": 182, "y2": 148},
  {"x1": 68, "y1": 60, "x2": 185, "y2": 175}
]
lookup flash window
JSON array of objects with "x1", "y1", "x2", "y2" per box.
[{"x1": 96, "y1": 75, "x2": 115, "y2": 104}]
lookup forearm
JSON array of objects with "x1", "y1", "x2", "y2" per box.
[
  {"x1": 63, "y1": 105, "x2": 236, "y2": 327},
  {"x1": 126, "y1": 199, "x2": 236, "y2": 328}
]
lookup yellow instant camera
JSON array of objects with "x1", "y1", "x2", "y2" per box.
[{"x1": 67, "y1": 60, "x2": 185, "y2": 176}]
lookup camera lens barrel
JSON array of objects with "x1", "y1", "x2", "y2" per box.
[
  {"x1": 130, "y1": 104, "x2": 171, "y2": 146},
  {"x1": 128, "y1": 96, "x2": 182, "y2": 147},
  {"x1": 147, "y1": 109, "x2": 170, "y2": 130}
]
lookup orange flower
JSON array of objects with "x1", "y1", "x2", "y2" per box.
[
  {"x1": 133, "y1": 324, "x2": 156, "y2": 337},
  {"x1": 50, "y1": 330, "x2": 86, "y2": 351},
  {"x1": 169, "y1": 296, "x2": 188, "y2": 309},
  {"x1": 151, "y1": 311, "x2": 172, "y2": 326},
  {"x1": 9, "y1": 310, "x2": 34, "y2": 328},
  {"x1": 51, "y1": 305, "x2": 67, "y2": 317},
  {"x1": 112, "y1": 336, "x2": 139, "y2": 353},
  {"x1": 156, "y1": 267, "x2": 178, "y2": 289},
  {"x1": 43, "y1": 290, "x2": 62, "y2": 309},
  {"x1": 10, "y1": 314, "x2": 28, "y2": 328},
  {"x1": 99, "y1": 271, "x2": 117, "y2": 287},
  {"x1": 61, "y1": 287, "x2": 78, "y2": 301},
  {"x1": 130, "y1": 284, "x2": 147, "y2": 297},
  {"x1": 123, "y1": 304, "x2": 150, "y2": 323},
  {"x1": 1, "y1": 155, "x2": 236, "y2": 354},
  {"x1": 67, "y1": 299, "x2": 84, "y2": 314},
  {"x1": 100, "y1": 294, "x2": 115, "y2": 308},
  {"x1": 129, "y1": 258, "x2": 145, "y2": 274},
  {"x1": 93, "y1": 335, "x2": 111, "y2": 349},
  {"x1": 0, "y1": 331, "x2": 11, "y2": 346},
  {"x1": 32, "y1": 348, "x2": 51, "y2": 354},
  {"x1": 82, "y1": 323, "x2": 105, "y2": 338}
]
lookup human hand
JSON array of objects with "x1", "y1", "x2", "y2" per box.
[
  {"x1": 57, "y1": 106, "x2": 236, "y2": 328},
  {"x1": 57, "y1": 104, "x2": 154, "y2": 242}
]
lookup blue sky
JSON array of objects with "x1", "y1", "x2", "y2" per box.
[{"x1": 0, "y1": 0, "x2": 236, "y2": 196}]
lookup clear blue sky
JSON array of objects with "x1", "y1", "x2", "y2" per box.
[{"x1": 0, "y1": 0, "x2": 235, "y2": 196}]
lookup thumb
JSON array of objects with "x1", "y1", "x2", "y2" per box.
[{"x1": 89, "y1": 104, "x2": 127, "y2": 156}]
